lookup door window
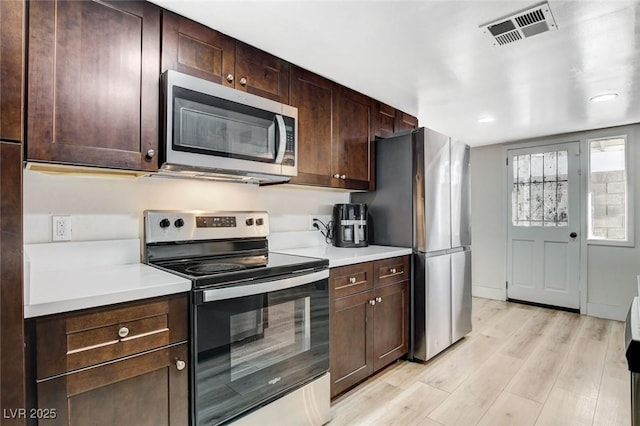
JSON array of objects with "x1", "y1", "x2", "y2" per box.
[{"x1": 512, "y1": 150, "x2": 568, "y2": 227}]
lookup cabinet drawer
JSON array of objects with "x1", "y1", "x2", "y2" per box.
[
  {"x1": 36, "y1": 294, "x2": 188, "y2": 380},
  {"x1": 374, "y1": 256, "x2": 410, "y2": 287},
  {"x1": 330, "y1": 262, "x2": 374, "y2": 299}
]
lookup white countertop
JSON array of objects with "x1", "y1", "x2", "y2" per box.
[
  {"x1": 24, "y1": 239, "x2": 191, "y2": 318},
  {"x1": 273, "y1": 245, "x2": 412, "y2": 268}
]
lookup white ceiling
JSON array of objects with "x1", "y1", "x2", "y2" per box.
[{"x1": 150, "y1": 0, "x2": 640, "y2": 147}]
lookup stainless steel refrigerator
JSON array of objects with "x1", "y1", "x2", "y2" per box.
[{"x1": 352, "y1": 127, "x2": 472, "y2": 362}]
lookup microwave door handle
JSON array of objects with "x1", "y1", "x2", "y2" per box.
[{"x1": 274, "y1": 114, "x2": 287, "y2": 164}]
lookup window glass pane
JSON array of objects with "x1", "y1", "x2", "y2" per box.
[
  {"x1": 512, "y1": 149, "x2": 569, "y2": 227},
  {"x1": 543, "y1": 152, "x2": 557, "y2": 182},
  {"x1": 588, "y1": 137, "x2": 627, "y2": 241}
]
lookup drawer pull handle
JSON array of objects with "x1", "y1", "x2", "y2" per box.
[
  {"x1": 349, "y1": 277, "x2": 357, "y2": 284},
  {"x1": 176, "y1": 359, "x2": 186, "y2": 371},
  {"x1": 118, "y1": 327, "x2": 129, "y2": 338},
  {"x1": 376, "y1": 297, "x2": 382, "y2": 303},
  {"x1": 119, "y1": 327, "x2": 169, "y2": 342},
  {"x1": 390, "y1": 268, "x2": 397, "y2": 274}
]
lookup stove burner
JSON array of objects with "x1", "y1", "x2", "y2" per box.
[{"x1": 185, "y1": 263, "x2": 247, "y2": 275}]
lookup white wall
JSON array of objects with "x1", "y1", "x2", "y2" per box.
[
  {"x1": 470, "y1": 123, "x2": 640, "y2": 320},
  {"x1": 470, "y1": 144, "x2": 507, "y2": 300},
  {"x1": 23, "y1": 170, "x2": 348, "y2": 247}
]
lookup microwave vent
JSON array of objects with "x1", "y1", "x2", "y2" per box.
[{"x1": 481, "y1": 2, "x2": 557, "y2": 47}]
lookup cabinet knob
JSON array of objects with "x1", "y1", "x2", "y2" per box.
[
  {"x1": 145, "y1": 149, "x2": 156, "y2": 159},
  {"x1": 176, "y1": 359, "x2": 186, "y2": 371},
  {"x1": 239, "y1": 77, "x2": 247, "y2": 86},
  {"x1": 376, "y1": 297, "x2": 382, "y2": 303},
  {"x1": 369, "y1": 299, "x2": 376, "y2": 306},
  {"x1": 333, "y1": 174, "x2": 340, "y2": 179},
  {"x1": 226, "y1": 74, "x2": 234, "y2": 83},
  {"x1": 118, "y1": 327, "x2": 129, "y2": 338},
  {"x1": 348, "y1": 277, "x2": 357, "y2": 284},
  {"x1": 340, "y1": 174, "x2": 346, "y2": 180},
  {"x1": 390, "y1": 268, "x2": 397, "y2": 274}
]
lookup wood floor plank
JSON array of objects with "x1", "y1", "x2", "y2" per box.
[
  {"x1": 480, "y1": 305, "x2": 535, "y2": 339},
  {"x1": 419, "y1": 333, "x2": 504, "y2": 393},
  {"x1": 499, "y1": 308, "x2": 557, "y2": 360},
  {"x1": 427, "y1": 353, "x2": 522, "y2": 426},
  {"x1": 553, "y1": 317, "x2": 610, "y2": 399},
  {"x1": 477, "y1": 391, "x2": 542, "y2": 426},
  {"x1": 331, "y1": 378, "x2": 403, "y2": 426},
  {"x1": 505, "y1": 338, "x2": 571, "y2": 404},
  {"x1": 355, "y1": 381, "x2": 450, "y2": 425},
  {"x1": 534, "y1": 387, "x2": 597, "y2": 426},
  {"x1": 593, "y1": 320, "x2": 631, "y2": 426}
]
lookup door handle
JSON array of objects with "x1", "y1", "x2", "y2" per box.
[{"x1": 570, "y1": 232, "x2": 577, "y2": 238}]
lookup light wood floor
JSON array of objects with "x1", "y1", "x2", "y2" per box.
[{"x1": 330, "y1": 297, "x2": 630, "y2": 426}]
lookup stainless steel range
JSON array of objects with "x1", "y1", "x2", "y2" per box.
[{"x1": 143, "y1": 210, "x2": 330, "y2": 426}]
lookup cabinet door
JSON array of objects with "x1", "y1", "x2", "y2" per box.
[
  {"x1": 161, "y1": 11, "x2": 235, "y2": 87},
  {"x1": 27, "y1": 0, "x2": 160, "y2": 171},
  {"x1": 289, "y1": 66, "x2": 334, "y2": 187},
  {"x1": 37, "y1": 343, "x2": 188, "y2": 426},
  {"x1": 395, "y1": 111, "x2": 419, "y2": 132},
  {"x1": 333, "y1": 87, "x2": 373, "y2": 190},
  {"x1": 374, "y1": 102, "x2": 396, "y2": 139},
  {"x1": 235, "y1": 42, "x2": 290, "y2": 103},
  {"x1": 330, "y1": 291, "x2": 373, "y2": 398},
  {"x1": 372, "y1": 281, "x2": 409, "y2": 372},
  {"x1": 0, "y1": 0, "x2": 24, "y2": 142}
]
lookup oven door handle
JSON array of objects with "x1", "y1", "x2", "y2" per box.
[{"x1": 201, "y1": 269, "x2": 329, "y2": 302}]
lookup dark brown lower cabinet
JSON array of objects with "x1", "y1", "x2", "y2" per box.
[
  {"x1": 330, "y1": 290, "x2": 374, "y2": 397},
  {"x1": 372, "y1": 281, "x2": 409, "y2": 371},
  {"x1": 329, "y1": 256, "x2": 409, "y2": 398},
  {"x1": 37, "y1": 343, "x2": 188, "y2": 426}
]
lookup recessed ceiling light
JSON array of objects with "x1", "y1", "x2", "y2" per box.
[
  {"x1": 477, "y1": 117, "x2": 495, "y2": 123},
  {"x1": 590, "y1": 93, "x2": 618, "y2": 103}
]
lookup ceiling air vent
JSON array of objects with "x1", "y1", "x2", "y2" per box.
[{"x1": 481, "y1": 2, "x2": 557, "y2": 47}]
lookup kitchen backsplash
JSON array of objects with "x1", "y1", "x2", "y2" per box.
[{"x1": 23, "y1": 169, "x2": 348, "y2": 246}]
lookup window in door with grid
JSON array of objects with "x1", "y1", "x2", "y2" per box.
[{"x1": 512, "y1": 150, "x2": 569, "y2": 227}]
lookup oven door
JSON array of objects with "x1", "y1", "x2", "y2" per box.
[{"x1": 192, "y1": 269, "x2": 329, "y2": 426}]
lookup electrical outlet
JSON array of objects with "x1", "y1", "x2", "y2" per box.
[
  {"x1": 308, "y1": 215, "x2": 318, "y2": 231},
  {"x1": 52, "y1": 215, "x2": 71, "y2": 241}
]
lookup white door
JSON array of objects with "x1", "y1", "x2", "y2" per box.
[{"x1": 507, "y1": 142, "x2": 581, "y2": 309}]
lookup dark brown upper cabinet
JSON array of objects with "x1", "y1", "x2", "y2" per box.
[
  {"x1": 27, "y1": 0, "x2": 161, "y2": 171},
  {"x1": 333, "y1": 87, "x2": 373, "y2": 191},
  {"x1": 290, "y1": 66, "x2": 373, "y2": 191},
  {"x1": 0, "y1": 0, "x2": 25, "y2": 143},
  {"x1": 289, "y1": 66, "x2": 334, "y2": 187},
  {"x1": 162, "y1": 12, "x2": 290, "y2": 104},
  {"x1": 374, "y1": 102, "x2": 418, "y2": 138},
  {"x1": 396, "y1": 110, "x2": 419, "y2": 133}
]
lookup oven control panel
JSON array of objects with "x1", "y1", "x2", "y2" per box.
[{"x1": 144, "y1": 210, "x2": 269, "y2": 243}]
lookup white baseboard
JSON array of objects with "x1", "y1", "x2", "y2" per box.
[
  {"x1": 472, "y1": 284, "x2": 506, "y2": 301},
  {"x1": 586, "y1": 302, "x2": 628, "y2": 322}
]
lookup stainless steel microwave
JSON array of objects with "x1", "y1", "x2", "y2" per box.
[{"x1": 160, "y1": 70, "x2": 297, "y2": 184}]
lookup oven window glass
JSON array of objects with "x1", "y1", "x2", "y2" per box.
[
  {"x1": 173, "y1": 87, "x2": 277, "y2": 163},
  {"x1": 195, "y1": 280, "x2": 328, "y2": 425},
  {"x1": 230, "y1": 298, "x2": 311, "y2": 382}
]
